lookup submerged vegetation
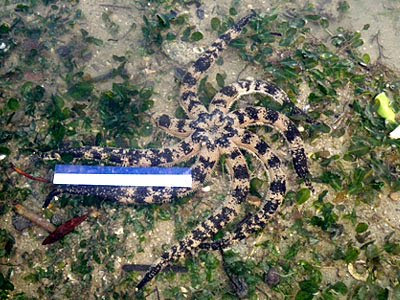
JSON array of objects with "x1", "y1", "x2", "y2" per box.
[{"x1": 0, "y1": 0, "x2": 400, "y2": 299}]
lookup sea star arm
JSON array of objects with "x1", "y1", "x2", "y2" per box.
[
  {"x1": 48, "y1": 185, "x2": 191, "y2": 205},
  {"x1": 199, "y1": 131, "x2": 287, "y2": 250},
  {"x1": 209, "y1": 79, "x2": 290, "y2": 113},
  {"x1": 46, "y1": 145, "x2": 218, "y2": 205},
  {"x1": 136, "y1": 143, "x2": 250, "y2": 289},
  {"x1": 229, "y1": 106, "x2": 313, "y2": 189},
  {"x1": 209, "y1": 79, "x2": 316, "y2": 124},
  {"x1": 42, "y1": 137, "x2": 199, "y2": 167},
  {"x1": 153, "y1": 114, "x2": 194, "y2": 138},
  {"x1": 179, "y1": 12, "x2": 256, "y2": 118}
]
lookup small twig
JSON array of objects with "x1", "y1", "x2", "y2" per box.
[
  {"x1": 99, "y1": 4, "x2": 133, "y2": 10},
  {"x1": 144, "y1": 287, "x2": 160, "y2": 300},
  {"x1": 0, "y1": 263, "x2": 19, "y2": 267},
  {"x1": 370, "y1": 30, "x2": 389, "y2": 61},
  {"x1": 89, "y1": 69, "x2": 117, "y2": 83},
  {"x1": 236, "y1": 63, "x2": 249, "y2": 81},
  {"x1": 11, "y1": 164, "x2": 51, "y2": 183},
  {"x1": 14, "y1": 204, "x2": 56, "y2": 233},
  {"x1": 122, "y1": 264, "x2": 188, "y2": 273},
  {"x1": 120, "y1": 22, "x2": 137, "y2": 40},
  {"x1": 15, "y1": 204, "x2": 92, "y2": 245},
  {"x1": 332, "y1": 83, "x2": 352, "y2": 130},
  {"x1": 219, "y1": 247, "x2": 249, "y2": 298}
]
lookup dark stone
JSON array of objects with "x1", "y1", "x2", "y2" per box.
[
  {"x1": 238, "y1": 80, "x2": 250, "y2": 91},
  {"x1": 91, "y1": 151, "x2": 102, "y2": 160},
  {"x1": 216, "y1": 137, "x2": 230, "y2": 148},
  {"x1": 160, "y1": 148, "x2": 173, "y2": 163},
  {"x1": 255, "y1": 79, "x2": 261, "y2": 90},
  {"x1": 12, "y1": 215, "x2": 32, "y2": 231},
  {"x1": 51, "y1": 214, "x2": 64, "y2": 226},
  {"x1": 265, "y1": 267, "x2": 280, "y2": 287},
  {"x1": 174, "y1": 67, "x2": 186, "y2": 81},
  {"x1": 196, "y1": 8, "x2": 205, "y2": 19},
  {"x1": 149, "y1": 155, "x2": 161, "y2": 166},
  {"x1": 158, "y1": 114, "x2": 171, "y2": 128},
  {"x1": 110, "y1": 154, "x2": 123, "y2": 164},
  {"x1": 292, "y1": 149, "x2": 310, "y2": 180},
  {"x1": 56, "y1": 45, "x2": 72, "y2": 58},
  {"x1": 192, "y1": 228, "x2": 205, "y2": 240},
  {"x1": 233, "y1": 11, "x2": 256, "y2": 32}
]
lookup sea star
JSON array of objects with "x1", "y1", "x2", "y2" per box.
[{"x1": 44, "y1": 11, "x2": 313, "y2": 289}]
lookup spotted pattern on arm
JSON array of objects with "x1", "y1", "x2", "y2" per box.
[
  {"x1": 137, "y1": 144, "x2": 250, "y2": 289},
  {"x1": 41, "y1": 11, "x2": 315, "y2": 290},
  {"x1": 179, "y1": 11, "x2": 257, "y2": 118},
  {"x1": 230, "y1": 106, "x2": 312, "y2": 189}
]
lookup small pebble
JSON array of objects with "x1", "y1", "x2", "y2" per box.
[
  {"x1": 265, "y1": 267, "x2": 280, "y2": 286},
  {"x1": 174, "y1": 67, "x2": 186, "y2": 81},
  {"x1": 12, "y1": 215, "x2": 33, "y2": 231},
  {"x1": 196, "y1": 8, "x2": 205, "y2": 20},
  {"x1": 389, "y1": 191, "x2": 400, "y2": 201},
  {"x1": 51, "y1": 214, "x2": 64, "y2": 226},
  {"x1": 202, "y1": 186, "x2": 211, "y2": 192},
  {"x1": 330, "y1": 223, "x2": 344, "y2": 239},
  {"x1": 56, "y1": 45, "x2": 72, "y2": 58},
  {"x1": 169, "y1": 10, "x2": 178, "y2": 18}
]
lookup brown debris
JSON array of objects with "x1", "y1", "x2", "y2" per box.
[
  {"x1": 14, "y1": 204, "x2": 90, "y2": 245},
  {"x1": 14, "y1": 204, "x2": 56, "y2": 233},
  {"x1": 42, "y1": 213, "x2": 89, "y2": 245}
]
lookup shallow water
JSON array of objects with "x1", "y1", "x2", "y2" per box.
[{"x1": 1, "y1": 0, "x2": 400, "y2": 299}]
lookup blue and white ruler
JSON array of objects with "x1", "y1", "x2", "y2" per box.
[{"x1": 53, "y1": 165, "x2": 192, "y2": 188}]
